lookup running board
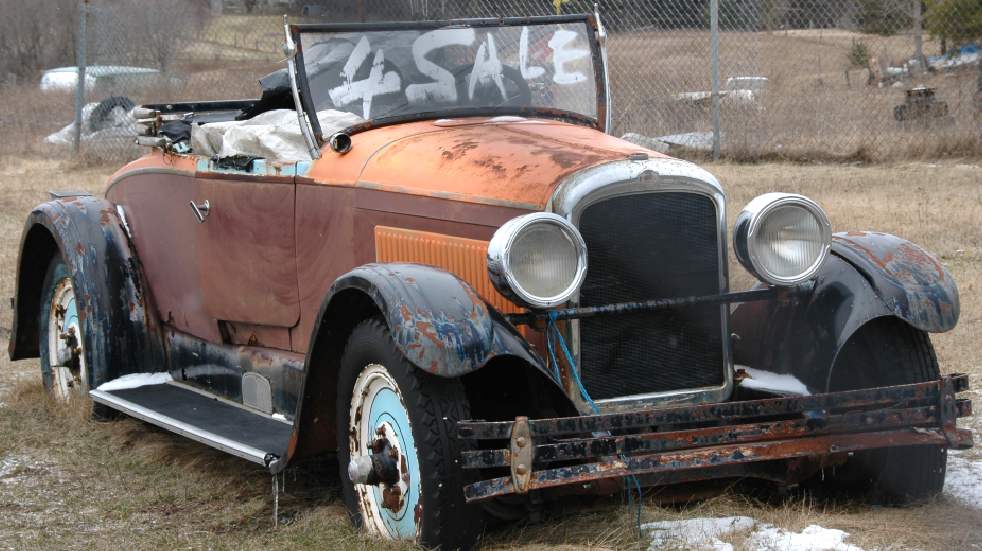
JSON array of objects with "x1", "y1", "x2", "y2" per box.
[{"x1": 90, "y1": 382, "x2": 292, "y2": 472}]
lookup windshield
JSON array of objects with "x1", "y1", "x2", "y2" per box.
[{"x1": 294, "y1": 17, "x2": 600, "y2": 136}]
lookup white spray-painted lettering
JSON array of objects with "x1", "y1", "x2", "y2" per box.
[
  {"x1": 468, "y1": 33, "x2": 506, "y2": 101},
  {"x1": 405, "y1": 28, "x2": 476, "y2": 104},
  {"x1": 548, "y1": 29, "x2": 589, "y2": 85},
  {"x1": 519, "y1": 26, "x2": 545, "y2": 80},
  {"x1": 328, "y1": 35, "x2": 402, "y2": 119},
  {"x1": 321, "y1": 26, "x2": 590, "y2": 114}
]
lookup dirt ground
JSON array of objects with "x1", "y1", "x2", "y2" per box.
[{"x1": 0, "y1": 157, "x2": 980, "y2": 550}]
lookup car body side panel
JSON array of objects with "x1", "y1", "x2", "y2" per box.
[
  {"x1": 105, "y1": 168, "x2": 219, "y2": 342},
  {"x1": 291, "y1": 183, "x2": 529, "y2": 352},
  {"x1": 195, "y1": 175, "x2": 300, "y2": 329}
]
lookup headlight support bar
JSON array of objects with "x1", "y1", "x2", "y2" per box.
[{"x1": 506, "y1": 284, "x2": 810, "y2": 326}]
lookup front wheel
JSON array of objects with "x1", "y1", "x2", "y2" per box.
[
  {"x1": 336, "y1": 318, "x2": 480, "y2": 549},
  {"x1": 821, "y1": 317, "x2": 946, "y2": 504}
]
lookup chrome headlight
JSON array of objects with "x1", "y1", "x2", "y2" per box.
[
  {"x1": 734, "y1": 193, "x2": 832, "y2": 286},
  {"x1": 488, "y1": 213, "x2": 588, "y2": 309}
]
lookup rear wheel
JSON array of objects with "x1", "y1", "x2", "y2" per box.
[
  {"x1": 336, "y1": 318, "x2": 480, "y2": 549},
  {"x1": 823, "y1": 317, "x2": 946, "y2": 504},
  {"x1": 39, "y1": 255, "x2": 115, "y2": 419},
  {"x1": 39, "y1": 257, "x2": 89, "y2": 401}
]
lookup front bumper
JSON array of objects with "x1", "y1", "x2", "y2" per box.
[{"x1": 456, "y1": 374, "x2": 973, "y2": 502}]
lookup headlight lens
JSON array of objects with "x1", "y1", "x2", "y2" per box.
[
  {"x1": 734, "y1": 193, "x2": 832, "y2": 285},
  {"x1": 488, "y1": 213, "x2": 588, "y2": 309}
]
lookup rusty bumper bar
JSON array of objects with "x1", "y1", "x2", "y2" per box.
[{"x1": 456, "y1": 375, "x2": 972, "y2": 502}]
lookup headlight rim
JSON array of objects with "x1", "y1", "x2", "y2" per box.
[
  {"x1": 736, "y1": 193, "x2": 832, "y2": 286},
  {"x1": 488, "y1": 212, "x2": 589, "y2": 309}
]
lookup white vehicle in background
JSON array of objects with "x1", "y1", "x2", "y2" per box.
[
  {"x1": 674, "y1": 75, "x2": 769, "y2": 106},
  {"x1": 39, "y1": 65, "x2": 162, "y2": 93}
]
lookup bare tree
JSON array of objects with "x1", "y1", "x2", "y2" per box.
[
  {"x1": 114, "y1": 0, "x2": 209, "y2": 73},
  {"x1": 0, "y1": 0, "x2": 78, "y2": 82}
]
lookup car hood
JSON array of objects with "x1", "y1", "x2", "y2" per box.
[{"x1": 311, "y1": 117, "x2": 664, "y2": 210}]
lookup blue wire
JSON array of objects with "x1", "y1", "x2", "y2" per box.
[{"x1": 546, "y1": 312, "x2": 643, "y2": 535}]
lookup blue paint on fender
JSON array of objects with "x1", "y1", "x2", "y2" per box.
[
  {"x1": 327, "y1": 263, "x2": 546, "y2": 379},
  {"x1": 831, "y1": 231, "x2": 958, "y2": 332},
  {"x1": 731, "y1": 230, "x2": 959, "y2": 393}
]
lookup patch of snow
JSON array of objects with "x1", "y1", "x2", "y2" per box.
[
  {"x1": 96, "y1": 372, "x2": 173, "y2": 392},
  {"x1": 740, "y1": 366, "x2": 811, "y2": 396},
  {"x1": 271, "y1": 413, "x2": 290, "y2": 423},
  {"x1": 644, "y1": 516, "x2": 754, "y2": 551},
  {"x1": 747, "y1": 524, "x2": 863, "y2": 551},
  {"x1": 0, "y1": 456, "x2": 19, "y2": 479},
  {"x1": 643, "y1": 516, "x2": 864, "y2": 551},
  {"x1": 945, "y1": 451, "x2": 982, "y2": 508}
]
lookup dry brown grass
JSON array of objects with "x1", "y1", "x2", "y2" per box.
[{"x1": 0, "y1": 157, "x2": 981, "y2": 550}]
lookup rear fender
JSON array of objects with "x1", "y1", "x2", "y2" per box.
[
  {"x1": 731, "y1": 232, "x2": 957, "y2": 393},
  {"x1": 8, "y1": 195, "x2": 164, "y2": 385}
]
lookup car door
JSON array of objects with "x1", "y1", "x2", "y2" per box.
[{"x1": 193, "y1": 161, "x2": 301, "y2": 348}]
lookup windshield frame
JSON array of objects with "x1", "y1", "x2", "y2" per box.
[{"x1": 288, "y1": 14, "x2": 607, "y2": 144}]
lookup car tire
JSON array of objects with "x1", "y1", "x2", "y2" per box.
[
  {"x1": 822, "y1": 316, "x2": 946, "y2": 504},
  {"x1": 90, "y1": 96, "x2": 135, "y2": 131},
  {"x1": 336, "y1": 317, "x2": 481, "y2": 550},
  {"x1": 38, "y1": 255, "x2": 113, "y2": 419}
]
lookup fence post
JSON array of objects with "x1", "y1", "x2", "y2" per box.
[
  {"x1": 72, "y1": 0, "x2": 88, "y2": 157},
  {"x1": 710, "y1": 0, "x2": 720, "y2": 160},
  {"x1": 912, "y1": 0, "x2": 926, "y2": 72}
]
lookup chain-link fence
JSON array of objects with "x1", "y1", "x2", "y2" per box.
[{"x1": 1, "y1": 0, "x2": 979, "y2": 162}]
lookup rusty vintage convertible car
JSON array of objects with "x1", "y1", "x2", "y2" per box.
[{"x1": 8, "y1": 14, "x2": 973, "y2": 550}]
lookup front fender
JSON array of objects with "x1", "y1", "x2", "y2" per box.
[
  {"x1": 731, "y1": 232, "x2": 957, "y2": 393},
  {"x1": 8, "y1": 195, "x2": 164, "y2": 383},
  {"x1": 287, "y1": 263, "x2": 551, "y2": 464},
  {"x1": 326, "y1": 263, "x2": 546, "y2": 378},
  {"x1": 831, "y1": 231, "x2": 958, "y2": 332}
]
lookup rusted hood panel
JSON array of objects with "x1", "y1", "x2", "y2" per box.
[{"x1": 334, "y1": 118, "x2": 662, "y2": 209}]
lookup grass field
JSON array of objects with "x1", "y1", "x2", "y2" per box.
[{"x1": 0, "y1": 156, "x2": 980, "y2": 550}]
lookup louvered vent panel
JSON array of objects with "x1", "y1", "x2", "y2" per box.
[{"x1": 374, "y1": 226, "x2": 521, "y2": 314}]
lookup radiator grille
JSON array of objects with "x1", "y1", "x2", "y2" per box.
[{"x1": 577, "y1": 192, "x2": 725, "y2": 400}]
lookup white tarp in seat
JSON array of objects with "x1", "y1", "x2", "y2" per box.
[{"x1": 191, "y1": 109, "x2": 364, "y2": 162}]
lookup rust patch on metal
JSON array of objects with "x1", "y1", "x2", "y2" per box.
[
  {"x1": 458, "y1": 375, "x2": 973, "y2": 502},
  {"x1": 832, "y1": 232, "x2": 958, "y2": 330}
]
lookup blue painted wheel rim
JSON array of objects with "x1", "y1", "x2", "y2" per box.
[
  {"x1": 48, "y1": 275, "x2": 87, "y2": 400},
  {"x1": 350, "y1": 364, "x2": 421, "y2": 540}
]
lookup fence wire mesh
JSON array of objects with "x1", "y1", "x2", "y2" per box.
[{"x1": 1, "y1": 0, "x2": 979, "y2": 162}]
